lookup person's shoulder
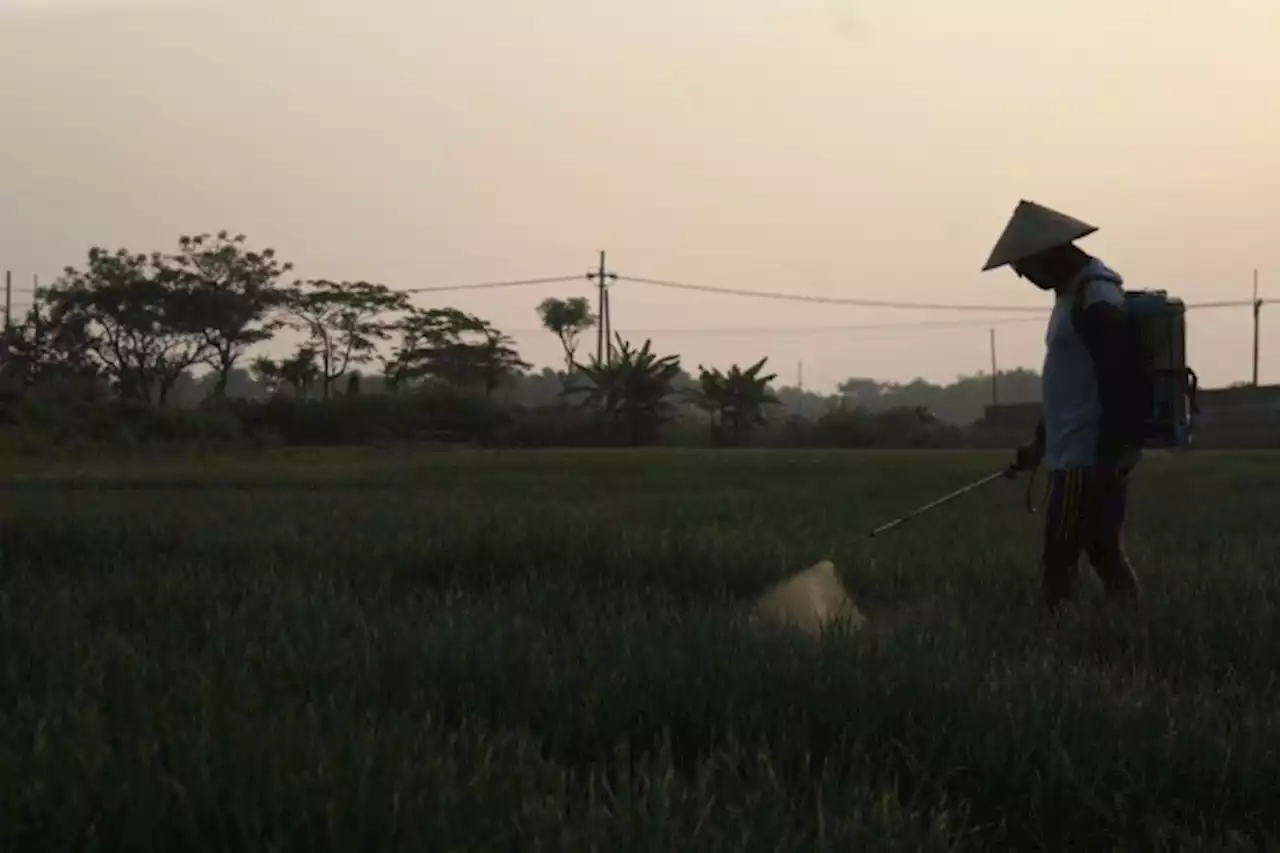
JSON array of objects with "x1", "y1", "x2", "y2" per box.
[{"x1": 1079, "y1": 265, "x2": 1125, "y2": 310}]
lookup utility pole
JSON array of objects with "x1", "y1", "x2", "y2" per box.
[
  {"x1": 989, "y1": 328, "x2": 998, "y2": 405},
  {"x1": 587, "y1": 251, "x2": 617, "y2": 363},
  {"x1": 603, "y1": 286, "x2": 613, "y2": 360},
  {"x1": 4, "y1": 270, "x2": 10, "y2": 332},
  {"x1": 1253, "y1": 269, "x2": 1262, "y2": 387},
  {"x1": 797, "y1": 361, "x2": 804, "y2": 392}
]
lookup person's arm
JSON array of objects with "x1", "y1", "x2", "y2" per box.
[
  {"x1": 1012, "y1": 415, "x2": 1044, "y2": 472},
  {"x1": 1076, "y1": 300, "x2": 1134, "y2": 466}
]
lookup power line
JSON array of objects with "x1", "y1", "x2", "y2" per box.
[
  {"x1": 617, "y1": 274, "x2": 1050, "y2": 313},
  {"x1": 505, "y1": 314, "x2": 1049, "y2": 336},
  {"x1": 618, "y1": 273, "x2": 1267, "y2": 314},
  {"x1": 10, "y1": 262, "x2": 1268, "y2": 312},
  {"x1": 400, "y1": 274, "x2": 585, "y2": 294},
  {"x1": 5, "y1": 265, "x2": 1268, "y2": 320}
]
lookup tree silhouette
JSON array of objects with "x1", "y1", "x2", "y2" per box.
[
  {"x1": 383, "y1": 307, "x2": 529, "y2": 397},
  {"x1": 253, "y1": 347, "x2": 321, "y2": 399},
  {"x1": 161, "y1": 231, "x2": 293, "y2": 400},
  {"x1": 691, "y1": 357, "x2": 780, "y2": 446},
  {"x1": 46, "y1": 247, "x2": 210, "y2": 404},
  {"x1": 573, "y1": 335, "x2": 682, "y2": 445},
  {"x1": 288, "y1": 280, "x2": 408, "y2": 399},
  {"x1": 537, "y1": 296, "x2": 596, "y2": 385}
]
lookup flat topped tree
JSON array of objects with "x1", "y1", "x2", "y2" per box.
[{"x1": 537, "y1": 296, "x2": 596, "y2": 386}]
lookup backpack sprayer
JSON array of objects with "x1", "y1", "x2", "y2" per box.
[
  {"x1": 1072, "y1": 280, "x2": 1200, "y2": 449},
  {"x1": 1118, "y1": 288, "x2": 1199, "y2": 448},
  {"x1": 867, "y1": 287, "x2": 1199, "y2": 539}
]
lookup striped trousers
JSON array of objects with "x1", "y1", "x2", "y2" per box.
[{"x1": 1041, "y1": 467, "x2": 1141, "y2": 610}]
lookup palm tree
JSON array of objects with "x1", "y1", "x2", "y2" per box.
[
  {"x1": 572, "y1": 335, "x2": 682, "y2": 445},
  {"x1": 690, "y1": 357, "x2": 779, "y2": 446}
]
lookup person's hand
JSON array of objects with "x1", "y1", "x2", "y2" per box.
[{"x1": 1013, "y1": 441, "x2": 1043, "y2": 473}]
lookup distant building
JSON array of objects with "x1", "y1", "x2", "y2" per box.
[
  {"x1": 980, "y1": 384, "x2": 1280, "y2": 447},
  {"x1": 1194, "y1": 384, "x2": 1280, "y2": 446},
  {"x1": 1196, "y1": 383, "x2": 1280, "y2": 418}
]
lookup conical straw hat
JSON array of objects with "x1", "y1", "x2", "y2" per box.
[
  {"x1": 982, "y1": 200, "x2": 1098, "y2": 271},
  {"x1": 750, "y1": 560, "x2": 867, "y2": 638}
]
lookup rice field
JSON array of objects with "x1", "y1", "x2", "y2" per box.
[{"x1": 1, "y1": 447, "x2": 1279, "y2": 851}]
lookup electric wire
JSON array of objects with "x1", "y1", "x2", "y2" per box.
[
  {"x1": 8, "y1": 267, "x2": 1267, "y2": 336},
  {"x1": 616, "y1": 274, "x2": 1049, "y2": 313},
  {"x1": 618, "y1": 274, "x2": 1266, "y2": 314},
  {"x1": 400, "y1": 274, "x2": 586, "y2": 294},
  {"x1": 501, "y1": 314, "x2": 1049, "y2": 336}
]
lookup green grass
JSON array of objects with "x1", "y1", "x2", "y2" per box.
[{"x1": 1, "y1": 447, "x2": 1278, "y2": 851}]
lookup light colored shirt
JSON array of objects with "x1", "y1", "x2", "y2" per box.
[{"x1": 1041, "y1": 259, "x2": 1132, "y2": 470}]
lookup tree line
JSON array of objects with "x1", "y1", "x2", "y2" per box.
[
  {"x1": 5, "y1": 233, "x2": 536, "y2": 405},
  {"x1": 0, "y1": 232, "x2": 1042, "y2": 451}
]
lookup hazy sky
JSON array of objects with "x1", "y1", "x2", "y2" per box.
[{"x1": 2, "y1": 0, "x2": 1278, "y2": 392}]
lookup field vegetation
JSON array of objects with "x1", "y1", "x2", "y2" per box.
[{"x1": 2, "y1": 447, "x2": 1277, "y2": 850}]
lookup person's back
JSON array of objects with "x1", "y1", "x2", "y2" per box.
[{"x1": 1041, "y1": 258, "x2": 1141, "y2": 472}]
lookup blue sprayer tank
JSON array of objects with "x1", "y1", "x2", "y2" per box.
[{"x1": 1123, "y1": 289, "x2": 1199, "y2": 448}]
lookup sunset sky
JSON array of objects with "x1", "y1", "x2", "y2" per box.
[{"x1": 2, "y1": 0, "x2": 1277, "y2": 391}]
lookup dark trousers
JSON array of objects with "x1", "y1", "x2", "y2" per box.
[{"x1": 1042, "y1": 467, "x2": 1141, "y2": 610}]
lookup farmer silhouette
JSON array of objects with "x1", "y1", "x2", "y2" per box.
[{"x1": 983, "y1": 200, "x2": 1142, "y2": 611}]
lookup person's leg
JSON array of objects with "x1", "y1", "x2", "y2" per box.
[
  {"x1": 1042, "y1": 468, "x2": 1088, "y2": 610},
  {"x1": 1085, "y1": 467, "x2": 1141, "y2": 598}
]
